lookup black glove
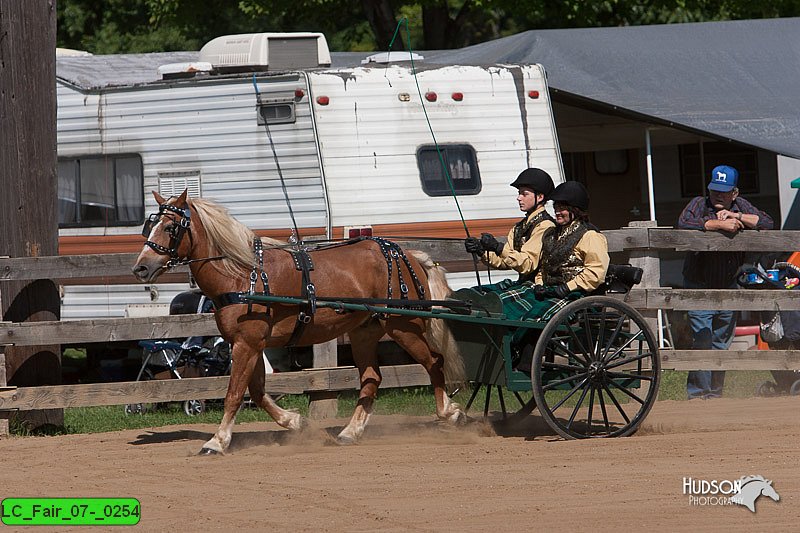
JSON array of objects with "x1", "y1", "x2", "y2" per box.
[
  {"x1": 464, "y1": 237, "x2": 482, "y2": 254},
  {"x1": 533, "y1": 284, "x2": 548, "y2": 300},
  {"x1": 551, "y1": 283, "x2": 570, "y2": 299},
  {"x1": 534, "y1": 284, "x2": 571, "y2": 300},
  {"x1": 480, "y1": 233, "x2": 504, "y2": 255}
]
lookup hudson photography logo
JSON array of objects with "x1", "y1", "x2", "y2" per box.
[{"x1": 683, "y1": 475, "x2": 780, "y2": 512}]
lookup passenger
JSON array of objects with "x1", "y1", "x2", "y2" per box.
[
  {"x1": 527, "y1": 181, "x2": 610, "y2": 320},
  {"x1": 678, "y1": 164, "x2": 774, "y2": 399},
  {"x1": 463, "y1": 167, "x2": 556, "y2": 311}
]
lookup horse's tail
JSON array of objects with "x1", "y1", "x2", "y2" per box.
[{"x1": 409, "y1": 250, "x2": 466, "y2": 388}]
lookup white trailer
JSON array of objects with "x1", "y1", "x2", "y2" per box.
[{"x1": 55, "y1": 33, "x2": 564, "y2": 319}]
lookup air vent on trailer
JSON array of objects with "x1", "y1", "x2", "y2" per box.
[{"x1": 199, "y1": 32, "x2": 331, "y2": 71}]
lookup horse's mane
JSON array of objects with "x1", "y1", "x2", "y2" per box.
[
  {"x1": 740, "y1": 475, "x2": 769, "y2": 486},
  {"x1": 189, "y1": 198, "x2": 285, "y2": 277}
]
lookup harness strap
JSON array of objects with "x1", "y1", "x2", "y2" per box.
[
  {"x1": 286, "y1": 249, "x2": 316, "y2": 347},
  {"x1": 247, "y1": 238, "x2": 271, "y2": 314},
  {"x1": 213, "y1": 292, "x2": 247, "y2": 308},
  {"x1": 213, "y1": 238, "x2": 428, "y2": 348},
  {"x1": 367, "y1": 237, "x2": 426, "y2": 300}
]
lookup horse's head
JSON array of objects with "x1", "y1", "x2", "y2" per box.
[
  {"x1": 761, "y1": 480, "x2": 780, "y2": 502},
  {"x1": 132, "y1": 189, "x2": 193, "y2": 283}
]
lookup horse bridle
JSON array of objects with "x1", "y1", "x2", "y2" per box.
[{"x1": 142, "y1": 203, "x2": 193, "y2": 267}]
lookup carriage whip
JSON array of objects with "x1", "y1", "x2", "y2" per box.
[
  {"x1": 252, "y1": 75, "x2": 302, "y2": 245},
  {"x1": 387, "y1": 19, "x2": 482, "y2": 287}
]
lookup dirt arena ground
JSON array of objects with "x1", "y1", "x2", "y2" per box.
[{"x1": 2, "y1": 396, "x2": 799, "y2": 531}]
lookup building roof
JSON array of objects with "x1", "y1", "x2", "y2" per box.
[
  {"x1": 429, "y1": 17, "x2": 800, "y2": 159},
  {"x1": 57, "y1": 17, "x2": 800, "y2": 158}
]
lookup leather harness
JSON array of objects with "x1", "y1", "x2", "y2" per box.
[{"x1": 212, "y1": 236, "x2": 427, "y2": 346}]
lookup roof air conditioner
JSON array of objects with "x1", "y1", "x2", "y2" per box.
[{"x1": 199, "y1": 32, "x2": 331, "y2": 71}]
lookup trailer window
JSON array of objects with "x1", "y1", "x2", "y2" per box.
[
  {"x1": 257, "y1": 101, "x2": 296, "y2": 126},
  {"x1": 57, "y1": 154, "x2": 144, "y2": 228},
  {"x1": 417, "y1": 145, "x2": 481, "y2": 196}
]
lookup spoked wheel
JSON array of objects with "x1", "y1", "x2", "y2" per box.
[
  {"x1": 183, "y1": 399, "x2": 206, "y2": 416},
  {"x1": 531, "y1": 296, "x2": 660, "y2": 439}
]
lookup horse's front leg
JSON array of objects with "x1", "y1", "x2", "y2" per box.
[
  {"x1": 248, "y1": 350, "x2": 307, "y2": 431},
  {"x1": 200, "y1": 340, "x2": 261, "y2": 455}
]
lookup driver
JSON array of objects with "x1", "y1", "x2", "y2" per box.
[{"x1": 464, "y1": 167, "x2": 556, "y2": 300}]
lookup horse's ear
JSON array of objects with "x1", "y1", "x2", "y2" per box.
[
  {"x1": 153, "y1": 190, "x2": 166, "y2": 205},
  {"x1": 176, "y1": 188, "x2": 189, "y2": 206}
]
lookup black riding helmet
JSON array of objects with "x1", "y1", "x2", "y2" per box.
[
  {"x1": 549, "y1": 181, "x2": 589, "y2": 211},
  {"x1": 510, "y1": 168, "x2": 555, "y2": 197}
]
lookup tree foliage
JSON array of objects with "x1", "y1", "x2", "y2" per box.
[{"x1": 56, "y1": 0, "x2": 800, "y2": 55}]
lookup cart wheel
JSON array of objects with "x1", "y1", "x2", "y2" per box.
[
  {"x1": 183, "y1": 399, "x2": 206, "y2": 416},
  {"x1": 531, "y1": 296, "x2": 660, "y2": 439},
  {"x1": 789, "y1": 381, "x2": 800, "y2": 396},
  {"x1": 756, "y1": 381, "x2": 779, "y2": 397}
]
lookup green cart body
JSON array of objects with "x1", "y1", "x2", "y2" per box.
[{"x1": 244, "y1": 282, "x2": 660, "y2": 439}]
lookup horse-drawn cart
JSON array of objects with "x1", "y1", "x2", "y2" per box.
[
  {"x1": 242, "y1": 279, "x2": 660, "y2": 440},
  {"x1": 134, "y1": 192, "x2": 660, "y2": 452}
]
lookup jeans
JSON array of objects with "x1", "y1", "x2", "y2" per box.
[{"x1": 686, "y1": 308, "x2": 737, "y2": 399}]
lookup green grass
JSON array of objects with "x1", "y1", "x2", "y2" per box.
[
  {"x1": 657, "y1": 370, "x2": 774, "y2": 400},
  {"x1": 10, "y1": 370, "x2": 780, "y2": 436}
]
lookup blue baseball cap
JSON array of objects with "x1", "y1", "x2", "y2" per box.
[{"x1": 707, "y1": 165, "x2": 739, "y2": 192}]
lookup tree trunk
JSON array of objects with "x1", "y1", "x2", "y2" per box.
[
  {"x1": 422, "y1": 3, "x2": 450, "y2": 50},
  {"x1": 361, "y1": 0, "x2": 404, "y2": 50},
  {"x1": 0, "y1": 0, "x2": 62, "y2": 430}
]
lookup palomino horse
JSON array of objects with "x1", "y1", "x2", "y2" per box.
[{"x1": 132, "y1": 190, "x2": 466, "y2": 453}]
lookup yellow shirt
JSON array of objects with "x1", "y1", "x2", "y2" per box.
[
  {"x1": 534, "y1": 230, "x2": 609, "y2": 292},
  {"x1": 483, "y1": 207, "x2": 556, "y2": 276}
]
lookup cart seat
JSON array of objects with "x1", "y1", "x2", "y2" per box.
[
  {"x1": 138, "y1": 340, "x2": 184, "y2": 352},
  {"x1": 599, "y1": 264, "x2": 643, "y2": 294}
]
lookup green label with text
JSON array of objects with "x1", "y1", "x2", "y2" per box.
[{"x1": 1, "y1": 498, "x2": 140, "y2": 526}]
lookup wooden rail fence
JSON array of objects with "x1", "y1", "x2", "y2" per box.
[{"x1": 2, "y1": 228, "x2": 799, "y2": 422}]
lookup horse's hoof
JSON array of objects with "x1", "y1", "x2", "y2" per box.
[
  {"x1": 335, "y1": 434, "x2": 357, "y2": 446},
  {"x1": 199, "y1": 447, "x2": 221, "y2": 456},
  {"x1": 448, "y1": 410, "x2": 468, "y2": 426},
  {"x1": 295, "y1": 416, "x2": 310, "y2": 431}
]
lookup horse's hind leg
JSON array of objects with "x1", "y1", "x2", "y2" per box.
[
  {"x1": 386, "y1": 317, "x2": 465, "y2": 424},
  {"x1": 337, "y1": 321, "x2": 384, "y2": 445},
  {"x1": 247, "y1": 351, "x2": 306, "y2": 431},
  {"x1": 201, "y1": 340, "x2": 261, "y2": 455}
]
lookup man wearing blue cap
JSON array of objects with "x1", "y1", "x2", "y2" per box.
[{"x1": 678, "y1": 165, "x2": 774, "y2": 399}]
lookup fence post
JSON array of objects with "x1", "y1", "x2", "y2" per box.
[
  {"x1": 0, "y1": 286, "x2": 7, "y2": 435},
  {"x1": 0, "y1": 1, "x2": 62, "y2": 431},
  {"x1": 308, "y1": 340, "x2": 339, "y2": 419},
  {"x1": 0, "y1": 349, "x2": 7, "y2": 436},
  {"x1": 625, "y1": 221, "x2": 660, "y2": 398}
]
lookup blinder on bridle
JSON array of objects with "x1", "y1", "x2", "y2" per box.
[{"x1": 142, "y1": 203, "x2": 192, "y2": 263}]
